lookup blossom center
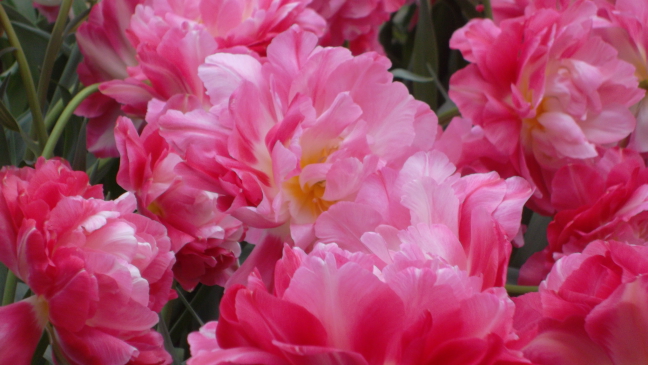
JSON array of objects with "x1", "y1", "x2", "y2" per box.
[{"x1": 283, "y1": 176, "x2": 335, "y2": 222}]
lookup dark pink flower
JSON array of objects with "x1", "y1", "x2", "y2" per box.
[
  {"x1": 188, "y1": 243, "x2": 530, "y2": 364},
  {"x1": 0, "y1": 159, "x2": 174, "y2": 365},
  {"x1": 115, "y1": 117, "x2": 244, "y2": 290},
  {"x1": 520, "y1": 148, "x2": 648, "y2": 285},
  {"x1": 514, "y1": 240, "x2": 648, "y2": 364}
]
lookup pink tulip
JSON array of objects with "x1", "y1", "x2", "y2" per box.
[
  {"x1": 520, "y1": 148, "x2": 648, "y2": 285},
  {"x1": 115, "y1": 116, "x2": 244, "y2": 290},
  {"x1": 0, "y1": 158, "x2": 173, "y2": 365},
  {"x1": 514, "y1": 240, "x2": 648, "y2": 364},
  {"x1": 168, "y1": 26, "x2": 437, "y2": 250},
  {"x1": 314, "y1": 150, "x2": 533, "y2": 289},
  {"x1": 449, "y1": 0, "x2": 644, "y2": 214},
  {"x1": 187, "y1": 243, "x2": 530, "y2": 364},
  {"x1": 308, "y1": 0, "x2": 407, "y2": 54},
  {"x1": 75, "y1": 0, "x2": 325, "y2": 158}
]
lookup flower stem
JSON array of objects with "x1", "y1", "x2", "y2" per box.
[
  {"x1": 44, "y1": 99, "x2": 64, "y2": 130},
  {"x1": 37, "y1": 0, "x2": 74, "y2": 109},
  {"x1": 41, "y1": 83, "x2": 100, "y2": 159},
  {"x1": 505, "y1": 284, "x2": 539, "y2": 295},
  {"x1": 2, "y1": 271, "x2": 17, "y2": 306},
  {"x1": 483, "y1": 0, "x2": 493, "y2": 19},
  {"x1": 0, "y1": 4, "x2": 47, "y2": 150}
]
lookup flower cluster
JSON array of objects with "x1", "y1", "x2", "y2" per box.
[
  {"x1": 448, "y1": 0, "x2": 645, "y2": 214},
  {"x1": 0, "y1": 159, "x2": 174, "y2": 364},
  {"x1": 6, "y1": 0, "x2": 648, "y2": 363}
]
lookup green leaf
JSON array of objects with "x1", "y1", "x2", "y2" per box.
[
  {"x1": 6, "y1": 0, "x2": 37, "y2": 24},
  {"x1": 510, "y1": 213, "x2": 551, "y2": 268},
  {"x1": 0, "y1": 263, "x2": 7, "y2": 299},
  {"x1": 2, "y1": 3, "x2": 36, "y2": 26},
  {"x1": 64, "y1": 6, "x2": 92, "y2": 36},
  {"x1": 391, "y1": 68, "x2": 435, "y2": 83},
  {"x1": 0, "y1": 126, "x2": 11, "y2": 166},
  {"x1": 11, "y1": 22, "x2": 50, "y2": 43},
  {"x1": 49, "y1": 44, "x2": 80, "y2": 109},
  {"x1": 0, "y1": 98, "x2": 20, "y2": 131},
  {"x1": 70, "y1": 120, "x2": 87, "y2": 171},
  {"x1": 72, "y1": 0, "x2": 90, "y2": 21},
  {"x1": 0, "y1": 46, "x2": 16, "y2": 60},
  {"x1": 57, "y1": 83, "x2": 73, "y2": 106},
  {"x1": 158, "y1": 309, "x2": 183, "y2": 365},
  {"x1": 409, "y1": 0, "x2": 439, "y2": 110}
]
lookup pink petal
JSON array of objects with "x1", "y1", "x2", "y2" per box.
[{"x1": 0, "y1": 297, "x2": 47, "y2": 364}]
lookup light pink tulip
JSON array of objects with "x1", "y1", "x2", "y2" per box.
[
  {"x1": 0, "y1": 158, "x2": 173, "y2": 365},
  {"x1": 313, "y1": 150, "x2": 533, "y2": 289},
  {"x1": 514, "y1": 240, "x2": 648, "y2": 364},
  {"x1": 170, "y1": 26, "x2": 437, "y2": 249},
  {"x1": 591, "y1": 0, "x2": 648, "y2": 153},
  {"x1": 449, "y1": 0, "x2": 644, "y2": 214},
  {"x1": 115, "y1": 116, "x2": 244, "y2": 290},
  {"x1": 187, "y1": 243, "x2": 530, "y2": 364}
]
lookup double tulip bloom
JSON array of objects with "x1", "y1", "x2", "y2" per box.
[{"x1": 0, "y1": 159, "x2": 175, "y2": 364}]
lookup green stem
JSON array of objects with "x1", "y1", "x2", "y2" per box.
[
  {"x1": 41, "y1": 83, "x2": 99, "y2": 158},
  {"x1": 0, "y1": 4, "x2": 47, "y2": 149},
  {"x1": 2, "y1": 271, "x2": 17, "y2": 305},
  {"x1": 483, "y1": 0, "x2": 493, "y2": 19},
  {"x1": 437, "y1": 106, "x2": 459, "y2": 126},
  {"x1": 169, "y1": 284, "x2": 211, "y2": 335},
  {"x1": 175, "y1": 285, "x2": 204, "y2": 326},
  {"x1": 37, "y1": 0, "x2": 74, "y2": 110},
  {"x1": 44, "y1": 99, "x2": 64, "y2": 130},
  {"x1": 505, "y1": 284, "x2": 539, "y2": 295}
]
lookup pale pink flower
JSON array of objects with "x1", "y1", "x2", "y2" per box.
[
  {"x1": 170, "y1": 26, "x2": 437, "y2": 251},
  {"x1": 449, "y1": 0, "x2": 644, "y2": 214},
  {"x1": 519, "y1": 148, "x2": 648, "y2": 285},
  {"x1": 308, "y1": 0, "x2": 407, "y2": 54},
  {"x1": 0, "y1": 158, "x2": 174, "y2": 365},
  {"x1": 514, "y1": 240, "x2": 648, "y2": 364},
  {"x1": 115, "y1": 116, "x2": 244, "y2": 290},
  {"x1": 313, "y1": 150, "x2": 533, "y2": 289},
  {"x1": 187, "y1": 243, "x2": 530, "y2": 364}
]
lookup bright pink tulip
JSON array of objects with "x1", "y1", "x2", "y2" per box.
[
  {"x1": 115, "y1": 116, "x2": 244, "y2": 290},
  {"x1": 187, "y1": 243, "x2": 530, "y2": 364},
  {"x1": 449, "y1": 0, "x2": 644, "y2": 214},
  {"x1": 0, "y1": 158, "x2": 173, "y2": 365},
  {"x1": 313, "y1": 150, "x2": 533, "y2": 289},
  {"x1": 514, "y1": 240, "x2": 648, "y2": 364},
  {"x1": 308, "y1": 0, "x2": 407, "y2": 54},
  {"x1": 520, "y1": 148, "x2": 648, "y2": 285}
]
